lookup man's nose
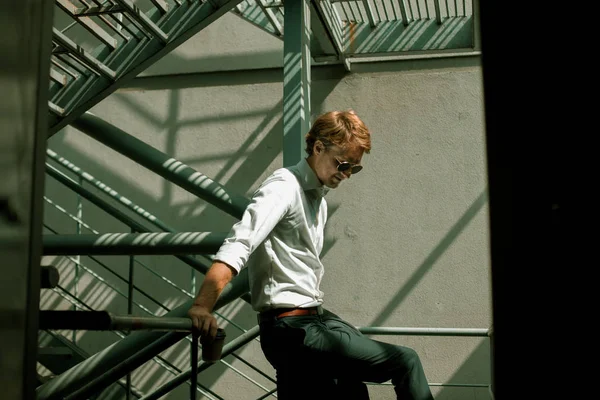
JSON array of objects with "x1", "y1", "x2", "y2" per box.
[{"x1": 342, "y1": 169, "x2": 352, "y2": 179}]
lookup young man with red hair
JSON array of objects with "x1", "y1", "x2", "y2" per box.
[{"x1": 189, "y1": 110, "x2": 434, "y2": 399}]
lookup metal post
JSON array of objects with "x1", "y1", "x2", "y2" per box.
[
  {"x1": 127, "y1": 227, "x2": 135, "y2": 400},
  {"x1": 128, "y1": 229, "x2": 135, "y2": 315},
  {"x1": 73, "y1": 175, "x2": 83, "y2": 344},
  {"x1": 434, "y1": 0, "x2": 443, "y2": 24},
  {"x1": 283, "y1": 0, "x2": 311, "y2": 167},
  {"x1": 190, "y1": 331, "x2": 199, "y2": 400}
]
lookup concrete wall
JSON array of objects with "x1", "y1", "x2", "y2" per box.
[{"x1": 42, "y1": 13, "x2": 491, "y2": 400}]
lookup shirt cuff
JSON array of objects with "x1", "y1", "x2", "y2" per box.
[{"x1": 214, "y1": 242, "x2": 248, "y2": 273}]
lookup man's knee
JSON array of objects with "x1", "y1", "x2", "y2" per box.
[{"x1": 394, "y1": 346, "x2": 424, "y2": 372}]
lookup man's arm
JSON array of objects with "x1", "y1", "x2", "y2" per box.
[
  {"x1": 188, "y1": 261, "x2": 237, "y2": 338},
  {"x1": 188, "y1": 173, "x2": 295, "y2": 337}
]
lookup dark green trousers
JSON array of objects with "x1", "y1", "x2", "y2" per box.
[{"x1": 259, "y1": 308, "x2": 434, "y2": 400}]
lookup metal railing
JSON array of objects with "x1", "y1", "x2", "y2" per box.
[
  {"x1": 41, "y1": 148, "x2": 491, "y2": 399},
  {"x1": 39, "y1": 309, "x2": 493, "y2": 398},
  {"x1": 41, "y1": 149, "x2": 274, "y2": 399}
]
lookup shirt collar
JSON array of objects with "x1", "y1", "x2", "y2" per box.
[{"x1": 289, "y1": 158, "x2": 330, "y2": 197}]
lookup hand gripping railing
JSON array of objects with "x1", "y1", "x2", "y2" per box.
[{"x1": 38, "y1": 311, "x2": 260, "y2": 400}]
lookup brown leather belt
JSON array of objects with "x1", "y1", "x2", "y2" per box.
[{"x1": 258, "y1": 306, "x2": 321, "y2": 323}]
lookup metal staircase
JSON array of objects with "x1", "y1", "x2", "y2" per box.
[
  {"x1": 48, "y1": 0, "x2": 246, "y2": 137},
  {"x1": 48, "y1": 0, "x2": 476, "y2": 137}
]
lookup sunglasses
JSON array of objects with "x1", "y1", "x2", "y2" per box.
[{"x1": 334, "y1": 157, "x2": 363, "y2": 174}]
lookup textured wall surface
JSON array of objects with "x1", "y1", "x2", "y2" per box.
[{"x1": 42, "y1": 13, "x2": 491, "y2": 400}]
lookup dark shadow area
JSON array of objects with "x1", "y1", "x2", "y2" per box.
[
  {"x1": 434, "y1": 340, "x2": 491, "y2": 400},
  {"x1": 477, "y1": 0, "x2": 572, "y2": 398}
]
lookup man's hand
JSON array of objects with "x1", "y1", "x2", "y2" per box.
[
  {"x1": 187, "y1": 261, "x2": 235, "y2": 339},
  {"x1": 188, "y1": 305, "x2": 218, "y2": 339}
]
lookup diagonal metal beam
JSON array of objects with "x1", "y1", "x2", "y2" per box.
[
  {"x1": 312, "y1": 0, "x2": 351, "y2": 70},
  {"x1": 256, "y1": 0, "x2": 283, "y2": 36},
  {"x1": 70, "y1": 112, "x2": 250, "y2": 218},
  {"x1": 36, "y1": 293, "x2": 251, "y2": 400}
]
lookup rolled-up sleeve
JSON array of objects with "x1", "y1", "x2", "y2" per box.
[{"x1": 214, "y1": 176, "x2": 295, "y2": 273}]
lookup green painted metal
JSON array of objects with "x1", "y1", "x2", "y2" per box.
[
  {"x1": 342, "y1": 16, "x2": 474, "y2": 55},
  {"x1": 52, "y1": 28, "x2": 117, "y2": 80},
  {"x1": 44, "y1": 284, "x2": 199, "y2": 399},
  {"x1": 313, "y1": 0, "x2": 351, "y2": 70},
  {"x1": 283, "y1": 0, "x2": 311, "y2": 167},
  {"x1": 45, "y1": 164, "x2": 212, "y2": 274},
  {"x1": 112, "y1": 0, "x2": 169, "y2": 43},
  {"x1": 139, "y1": 325, "x2": 261, "y2": 400},
  {"x1": 40, "y1": 167, "x2": 252, "y2": 400},
  {"x1": 49, "y1": 0, "x2": 246, "y2": 136},
  {"x1": 434, "y1": 0, "x2": 443, "y2": 24},
  {"x1": 70, "y1": 112, "x2": 249, "y2": 219},
  {"x1": 309, "y1": 2, "x2": 337, "y2": 57},
  {"x1": 36, "y1": 289, "x2": 250, "y2": 400},
  {"x1": 362, "y1": 0, "x2": 377, "y2": 27},
  {"x1": 357, "y1": 327, "x2": 490, "y2": 336},
  {"x1": 37, "y1": 330, "x2": 145, "y2": 398},
  {"x1": 43, "y1": 164, "x2": 253, "y2": 340},
  {"x1": 397, "y1": 0, "x2": 409, "y2": 25},
  {"x1": 43, "y1": 231, "x2": 228, "y2": 256},
  {"x1": 232, "y1": 0, "x2": 282, "y2": 38},
  {"x1": 46, "y1": 149, "x2": 212, "y2": 251}
]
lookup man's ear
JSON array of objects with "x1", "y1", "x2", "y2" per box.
[{"x1": 314, "y1": 140, "x2": 323, "y2": 155}]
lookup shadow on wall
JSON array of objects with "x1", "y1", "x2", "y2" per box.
[
  {"x1": 432, "y1": 340, "x2": 492, "y2": 400},
  {"x1": 370, "y1": 190, "x2": 488, "y2": 328}
]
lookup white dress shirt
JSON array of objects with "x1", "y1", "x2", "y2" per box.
[{"x1": 214, "y1": 158, "x2": 329, "y2": 312}]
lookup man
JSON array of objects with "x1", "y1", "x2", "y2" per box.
[{"x1": 188, "y1": 110, "x2": 434, "y2": 399}]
